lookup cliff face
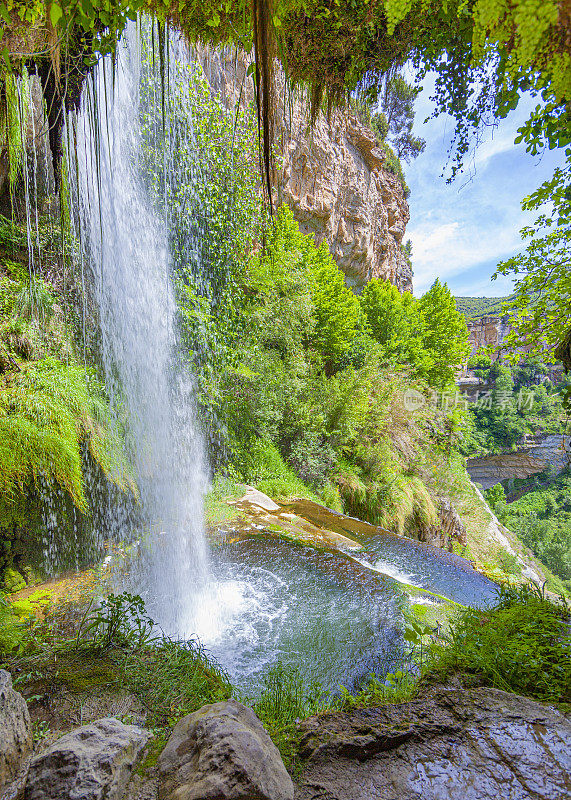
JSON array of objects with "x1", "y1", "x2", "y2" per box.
[
  {"x1": 277, "y1": 110, "x2": 412, "y2": 291},
  {"x1": 467, "y1": 434, "x2": 570, "y2": 490},
  {"x1": 466, "y1": 316, "x2": 511, "y2": 360},
  {"x1": 198, "y1": 49, "x2": 412, "y2": 292}
]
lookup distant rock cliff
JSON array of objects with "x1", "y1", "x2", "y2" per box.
[
  {"x1": 467, "y1": 434, "x2": 570, "y2": 490},
  {"x1": 463, "y1": 315, "x2": 564, "y2": 384},
  {"x1": 198, "y1": 49, "x2": 412, "y2": 292},
  {"x1": 466, "y1": 315, "x2": 512, "y2": 359}
]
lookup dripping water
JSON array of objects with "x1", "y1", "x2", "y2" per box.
[{"x1": 68, "y1": 24, "x2": 210, "y2": 635}]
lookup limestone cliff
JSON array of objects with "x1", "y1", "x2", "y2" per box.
[
  {"x1": 198, "y1": 49, "x2": 412, "y2": 292},
  {"x1": 277, "y1": 110, "x2": 411, "y2": 291},
  {"x1": 466, "y1": 315, "x2": 511, "y2": 360},
  {"x1": 467, "y1": 434, "x2": 570, "y2": 490}
]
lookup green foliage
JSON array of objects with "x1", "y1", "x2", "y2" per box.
[
  {"x1": 491, "y1": 471, "x2": 571, "y2": 584},
  {"x1": 334, "y1": 667, "x2": 417, "y2": 711},
  {"x1": 199, "y1": 204, "x2": 465, "y2": 537},
  {"x1": 311, "y1": 240, "x2": 361, "y2": 367},
  {"x1": 204, "y1": 474, "x2": 246, "y2": 526},
  {"x1": 76, "y1": 592, "x2": 158, "y2": 652},
  {"x1": 428, "y1": 584, "x2": 571, "y2": 702},
  {"x1": 361, "y1": 277, "x2": 470, "y2": 388},
  {"x1": 4, "y1": 590, "x2": 231, "y2": 728},
  {"x1": 124, "y1": 636, "x2": 231, "y2": 725},
  {"x1": 495, "y1": 221, "x2": 571, "y2": 360},
  {"x1": 0, "y1": 215, "x2": 134, "y2": 574},
  {"x1": 0, "y1": 358, "x2": 134, "y2": 517},
  {"x1": 1, "y1": 70, "x2": 29, "y2": 197},
  {"x1": 253, "y1": 661, "x2": 326, "y2": 770},
  {"x1": 455, "y1": 295, "x2": 511, "y2": 319},
  {"x1": 484, "y1": 483, "x2": 506, "y2": 515},
  {"x1": 71, "y1": 595, "x2": 231, "y2": 724},
  {"x1": 2, "y1": 566, "x2": 24, "y2": 591},
  {"x1": 497, "y1": 548, "x2": 522, "y2": 577},
  {"x1": 419, "y1": 279, "x2": 470, "y2": 388},
  {"x1": 0, "y1": 588, "x2": 50, "y2": 657},
  {"x1": 460, "y1": 358, "x2": 567, "y2": 457},
  {"x1": 331, "y1": 371, "x2": 450, "y2": 537},
  {"x1": 242, "y1": 440, "x2": 319, "y2": 502},
  {"x1": 380, "y1": 140, "x2": 410, "y2": 196},
  {"x1": 254, "y1": 661, "x2": 324, "y2": 727},
  {"x1": 361, "y1": 279, "x2": 427, "y2": 371},
  {"x1": 1, "y1": 0, "x2": 567, "y2": 218},
  {"x1": 380, "y1": 75, "x2": 426, "y2": 163},
  {"x1": 139, "y1": 44, "x2": 264, "y2": 427},
  {"x1": 337, "y1": 459, "x2": 438, "y2": 536}
]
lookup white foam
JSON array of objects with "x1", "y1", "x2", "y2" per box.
[
  {"x1": 409, "y1": 596, "x2": 439, "y2": 606},
  {"x1": 372, "y1": 560, "x2": 421, "y2": 587}
]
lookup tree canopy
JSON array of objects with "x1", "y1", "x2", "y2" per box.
[
  {"x1": 361, "y1": 276, "x2": 470, "y2": 388},
  {"x1": 1, "y1": 0, "x2": 569, "y2": 359},
  {"x1": 1, "y1": 0, "x2": 568, "y2": 180}
]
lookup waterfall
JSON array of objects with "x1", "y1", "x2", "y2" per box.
[{"x1": 69, "y1": 24, "x2": 210, "y2": 635}]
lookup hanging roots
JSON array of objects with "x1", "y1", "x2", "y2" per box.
[{"x1": 252, "y1": 0, "x2": 275, "y2": 212}]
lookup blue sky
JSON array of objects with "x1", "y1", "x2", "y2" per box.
[{"x1": 404, "y1": 77, "x2": 563, "y2": 297}]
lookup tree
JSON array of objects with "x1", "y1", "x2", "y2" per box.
[
  {"x1": 247, "y1": 204, "x2": 360, "y2": 369},
  {"x1": 378, "y1": 76, "x2": 426, "y2": 163},
  {"x1": 247, "y1": 204, "x2": 316, "y2": 359},
  {"x1": 360, "y1": 279, "x2": 433, "y2": 377},
  {"x1": 488, "y1": 367, "x2": 527, "y2": 449},
  {"x1": 311, "y1": 240, "x2": 361, "y2": 369},
  {"x1": 495, "y1": 200, "x2": 571, "y2": 361},
  {"x1": 418, "y1": 279, "x2": 470, "y2": 388}
]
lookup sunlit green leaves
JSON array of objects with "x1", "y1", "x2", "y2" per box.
[{"x1": 49, "y1": 1, "x2": 63, "y2": 26}]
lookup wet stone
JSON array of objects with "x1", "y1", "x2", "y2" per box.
[{"x1": 295, "y1": 687, "x2": 571, "y2": 800}]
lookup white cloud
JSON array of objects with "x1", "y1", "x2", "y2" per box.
[
  {"x1": 408, "y1": 217, "x2": 523, "y2": 294},
  {"x1": 403, "y1": 77, "x2": 563, "y2": 297},
  {"x1": 471, "y1": 128, "x2": 518, "y2": 168}
]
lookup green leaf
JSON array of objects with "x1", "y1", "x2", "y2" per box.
[
  {"x1": 49, "y1": 2, "x2": 63, "y2": 27},
  {"x1": 0, "y1": 45, "x2": 11, "y2": 71}
]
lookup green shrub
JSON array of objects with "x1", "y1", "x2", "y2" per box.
[
  {"x1": 319, "y1": 480, "x2": 344, "y2": 512},
  {"x1": 5, "y1": 591, "x2": 232, "y2": 726},
  {"x1": 380, "y1": 141, "x2": 410, "y2": 196},
  {"x1": 428, "y1": 584, "x2": 571, "y2": 702},
  {"x1": 288, "y1": 432, "x2": 336, "y2": 489},
  {"x1": 0, "y1": 589, "x2": 50, "y2": 657},
  {"x1": 2, "y1": 567, "x2": 25, "y2": 592},
  {"x1": 311, "y1": 239, "x2": 361, "y2": 367},
  {"x1": 497, "y1": 549, "x2": 522, "y2": 576},
  {"x1": 496, "y1": 471, "x2": 571, "y2": 583},
  {"x1": 123, "y1": 637, "x2": 231, "y2": 724},
  {"x1": 0, "y1": 359, "x2": 135, "y2": 522}
]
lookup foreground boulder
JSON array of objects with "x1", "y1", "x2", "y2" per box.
[
  {"x1": 295, "y1": 687, "x2": 571, "y2": 800},
  {"x1": 24, "y1": 717, "x2": 151, "y2": 800},
  {"x1": 158, "y1": 698, "x2": 294, "y2": 800},
  {"x1": 0, "y1": 669, "x2": 33, "y2": 790}
]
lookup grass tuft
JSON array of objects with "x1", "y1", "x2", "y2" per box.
[{"x1": 426, "y1": 583, "x2": 571, "y2": 703}]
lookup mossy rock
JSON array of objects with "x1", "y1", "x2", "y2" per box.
[
  {"x1": 56, "y1": 658, "x2": 121, "y2": 693},
  {"x1": 3, "y1": 567, "x2": 26, "y2": 593}
]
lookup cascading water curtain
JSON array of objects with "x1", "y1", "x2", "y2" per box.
[{"x1": 67, "y1": 21, "x2": 211, "y2": 636}]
